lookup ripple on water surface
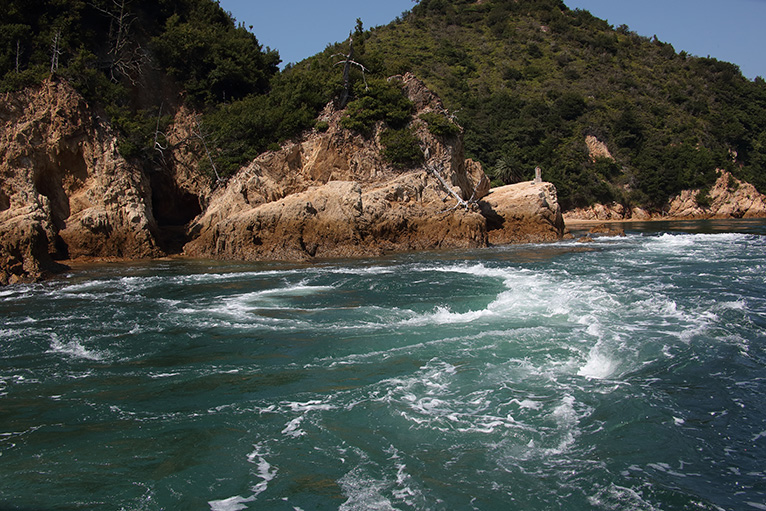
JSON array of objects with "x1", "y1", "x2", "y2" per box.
[{"x1": 1, "y1": 227, "x2": 765, "y2": 510}]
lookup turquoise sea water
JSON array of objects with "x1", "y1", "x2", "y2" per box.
[{"x1": 1, "y1": 220, "x2": 766, "y2": 510}]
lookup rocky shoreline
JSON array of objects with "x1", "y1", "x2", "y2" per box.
[
  {"x1": 1, "y1": 75, "x2": 566, "y2": 285},
  {"x1": 4, "y1": 75, "x2": 765, "y2": 285},
  {"x1": 563, "y1": 170, "x2": 766, "y2": 223}
]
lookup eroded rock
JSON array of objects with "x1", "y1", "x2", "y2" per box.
[
  {"x1": 480, "y1": 181, "x2": 565, "y2": 245},
  {"x1": 0, "y1": 78, "x2": 163, "y2": 282},
  {"x1": 184, "y1": 73, "x2": 505, "y2": 261}
]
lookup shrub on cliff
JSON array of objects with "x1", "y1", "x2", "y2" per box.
[
  {"x1": 381, "y1": 127, "x2": 425, "y2": 168},
  {"x1": 419, "y1": 112, "x2": 460, "y2": 138},
  {"x1": 340, "y1": 79, "x2": 415, "y2": 136}
]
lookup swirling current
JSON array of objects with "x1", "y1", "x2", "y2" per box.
[{"x1": 1, "y1": 220, "x2": 766, "y2": 510}]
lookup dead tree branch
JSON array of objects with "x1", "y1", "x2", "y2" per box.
[
  {"x1": 332, "y1": 34, "x2": 368, "y2": 107},
  {"x1": 153, "y1": 103, "x2": 168, "y2": 162},
  {"x1": 91, "y1": 0, "x2": 144, "y2": 83},
  {"x1": 50, "y1": 29, "x2": 61, "y2": 73},
  {"x1": 193, "y1": 115, "x2": 222, "y2": 184},
  {"x1": 425, "y1": 161, "x2": 480, "y2": 213}
]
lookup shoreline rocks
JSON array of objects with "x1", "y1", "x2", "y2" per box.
[
  {"x1": 0, "y1": 78, "x2": 164, "y2": 284},
  {"x1": 564, "y1": 170, "x2": 766, "y2": 222},
  {"x1": 182, "y1": 73, "x2": 564, "y2": 262},
  {"x1": 0, "y1": 74, "x2": 564, "y2": 284}
]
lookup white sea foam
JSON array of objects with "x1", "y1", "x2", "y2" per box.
[
  {"x1": 397, "y1": 263, "x2": 566, "y2": 326},
  {"x1": 338, "y1": 466, "x2": 397, "y2": 511},
  {"x1": 58, "y1": 280, "x2": 111, "y2": 294},
  {"x1": 284, "y1": 399, "x2": 335, "y2": 413},
  {"x1": 578, "y1": 346, "x2": 619, "y2": 380},
  {"x1": 325, "y1": 265, "x2": 397, "y2": 276},
  {"x1": 211, "y1": 283, "x2": 335, "y2": 320},
  {"x1": 48, "y1": 334, "x2": 106, "y2": 361},
  {"x1": 588, "y1": 483, "x2": 662, "y2": 511},
  {"x1": 514, "y1": 399, "x2": 543, "y2": 410},
  {"x1": 150, "y1": 372, "x2": 180, "y2": 379},
  {"x1": 399, "y1": 305, "x2": 491, "y2": 326},
  {"x1": 178, "y1": 269, "x2": 296, "y2": 285},
  {"x1": 248, "y1": 443, "x2": 278, "y2": 496},
  {"x1": 208, "y1": 444, "x2": 276, "y2": 510},
  {"x1": 208, "y1": 495, "x2": 256, "y2": 511}
]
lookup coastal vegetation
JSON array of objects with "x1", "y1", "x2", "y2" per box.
[
  {"x1": 290, "y1": 0, "x2": 766, "y2": 210},
  {"x1": 2, "y1": 0, "x2": 766, "y2": 210}
]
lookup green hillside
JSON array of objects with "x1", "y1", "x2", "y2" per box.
[
  {"x1": 3, "y1": 0, "x2": 766, "y2": 211},
  {"x1": 285, "y1": 0, "x2": 766, "y2": 209},
  {"x1": 0, "y1": 0, "x2": 280, "y2": 160}
]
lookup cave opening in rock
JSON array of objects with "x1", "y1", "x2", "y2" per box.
[{"x1": 150, "y1": 173, "x2": 203, "y2": 253}]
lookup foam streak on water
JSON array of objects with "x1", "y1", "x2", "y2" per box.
[{"x1": 1, "y1": 222, "x2": 766, "y2": 510}]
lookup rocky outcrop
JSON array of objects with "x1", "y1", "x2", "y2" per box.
[
  {"x1": 184, "y1": 74, "x2": 495, "y2": 261},
  {"x1": 184, "y1": 73, "x2": 563, "y2": 261},
  {"x1": 564, "y1": 202, "x2": 651, "y2": 222},
  {"x1": 564, "y1": 171, "x2": 766, "y2": 222},
  {"x1": 585, "y1": 135, "x2": 613, "y2": 162},
  {"x1": 1, "y1": 74, "x2": 566, "y2": 283},
  {"x1": 0, "y1": 78, "x2": 163, "y2": 283},
  {"x1": 480, "y1": 181, "x2": 565, "y2": 244},
  {"x1": 666, "y1": 171, "x2": 766, "y2": 219}
]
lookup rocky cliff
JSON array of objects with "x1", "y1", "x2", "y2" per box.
[
  {"x1": 564, "y1": 170, "x2": 766, "y2": 222},
  {"x1": 0, "y1": 78, "x2": 165, "y2": 284},
  {"x1": 183, "y1": 74, "x2": 564, "y2": 261},
  {"x1": 0, "y1": 74, "x2": 566, "y2": 283}
]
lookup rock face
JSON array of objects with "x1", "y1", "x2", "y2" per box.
[
  {"x1": 0, "y1": 78, "x2": 163, "y2": 284},
  {"x1": 480, "y1": 182, "x2": 565, "y2": 245},
  {"x1": 184, "y1": 73, "x2": 563, "y2": 261},
  {"x1": 585, "y1": 135, "x2": 613, "y2": 162},
  {"x1": 1, "y1": 74, "x2": 566, "y2": 283},
  {"x1": 667, "y1": 171, "x2": 766, "y2": 219},
  {"x1": 564, "y1": 170, "x2": 766, "y2": 222},
  {"x1": 564, "y1": 202, "x2": 651, "y2": 222}
]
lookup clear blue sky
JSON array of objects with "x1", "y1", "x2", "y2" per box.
[{"x1": 218, "y1": 0, "x2": 766, "y2": 80}]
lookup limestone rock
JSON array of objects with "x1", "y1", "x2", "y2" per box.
[
  {"x1": 667, "y1": 171, "x2": 766, "y2": 219},
  {"x1": 0, "y1": 78, "x2": 163, "y2": 282},
  {"x1": 1, "y1": 73, "x2": 567, "y2": 282},
  {"x1": 185, "y1": 73, "x2": 501, "y2": 261},
  {"x1": 479, "y1": 181, "x2": 565, "y2": 245},
  {"x1": 585, "y1": 135, "x2": 613, "y2": 162},
  {"x1": 0, "y1": 203, "x2": 65, "y2": 284},
  {"x1": 564, "y1": 202, "x2": 629, "y2": 221},
  {"x1": 563, "y1": 171, "x2": 766, "y2": 222}
]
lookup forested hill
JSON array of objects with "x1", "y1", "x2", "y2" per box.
[
  {"x1": 3, "y1": 0, "x2": 766, "y2": 211},
  {"x1": 286, "y1": 0, "x2": 766, "y2": 210},
  {"x1": 0, "y1": 0, "x2": 281, "y2": 159}
]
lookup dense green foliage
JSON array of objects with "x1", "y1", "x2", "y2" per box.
[
  {"x1": 340, "y1": 78, "x2": 415, "y2": 135},
  {"x1": 419, "y1": 112, "x2": 461, "y2": 138},
  {"x1": 0, "y1": 0, "x2": 280, "y2": 169},
  {"x1": 380, "y1": 127, "x2": 425, "y2": 168},
  {"x1": 357, "y1": 0, "x2": 766, "y2": 209}
]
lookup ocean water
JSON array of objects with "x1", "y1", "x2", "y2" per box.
[{"x1": 1, "y1": 220, "x2": 766, "y2": 510}]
